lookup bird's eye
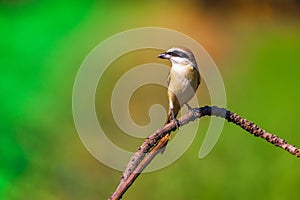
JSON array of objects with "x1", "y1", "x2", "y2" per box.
[{"x1": 167, "y1": 52, "x2": 179, "y2": 57}]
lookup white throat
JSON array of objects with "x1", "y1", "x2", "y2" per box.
[{"x1": 171, "y1": 63, "x2": 191, "y2": 76}]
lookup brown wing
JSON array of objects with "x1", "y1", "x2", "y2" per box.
[{"x1": 196, "y1": 70, "x2": 201, "y2": 89}]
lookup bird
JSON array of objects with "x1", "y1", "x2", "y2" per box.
[{"x1": 158, "y1": 47, "x2": 201, "y2": 152}]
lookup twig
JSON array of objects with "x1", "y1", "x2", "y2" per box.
[
  {"x1": 109, "y1": 106, "x2": 300, "y2": 200},
  {"x1": 109, "y1": 134, "x2": 170, "y2": 200}
]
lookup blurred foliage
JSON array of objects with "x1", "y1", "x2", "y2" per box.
[{"x1": 0, "y1": 0, "x2": 300, "y2": 199}]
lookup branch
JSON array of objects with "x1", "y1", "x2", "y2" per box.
[{"x1": 109, "y1": 106, "x2": 300, "y2": 200}]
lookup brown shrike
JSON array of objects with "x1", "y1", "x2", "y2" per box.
[{"x1": 158, "y1": 47, "x2": 201, "y2": 151}]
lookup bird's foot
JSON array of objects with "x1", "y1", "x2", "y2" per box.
[
  {"x1": 185, "y1": 103, "x2": 197, "y2": 119},
  {"x1": 173, "y1": 118, "x2": 181, "y2": 130},
  {"x1": 170, "y1": 108, "x2": 180, "y2": 129}
]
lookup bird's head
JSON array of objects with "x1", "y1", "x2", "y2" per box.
[{"x1": 158, "y1": 47, "x2": 197, "y2": 68}]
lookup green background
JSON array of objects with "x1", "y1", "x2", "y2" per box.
[{"x1": 1, "y1": 1, "x2": 300, "y2": 199}]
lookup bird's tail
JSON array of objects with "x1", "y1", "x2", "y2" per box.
[{"x1": 160, "y1": 103, "x2": 180, "y2": 154}]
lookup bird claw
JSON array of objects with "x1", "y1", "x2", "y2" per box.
[
  {"x1": 173, "y1": 118, "x2": 180, "y2": 129},
  {"x1": 185, "y1": 103, "x2": 197, "y2": 118},
  {"x1": 190, "y1": 108, "x2": 198, "y2": 118}
]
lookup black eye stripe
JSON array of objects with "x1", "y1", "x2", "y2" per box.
[
  {"x1": 166, "y1": 52, "x2": 178, "y2": 56},
  {"x1": 167, "y1": 50, "x2": 189, "y2": 59}
]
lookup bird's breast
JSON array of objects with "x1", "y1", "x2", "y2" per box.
[{"x1": 168, "y1": 64, "x2": 199, "y2": 105}]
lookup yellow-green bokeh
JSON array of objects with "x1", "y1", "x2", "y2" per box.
[{"x1": 1, "y1": 0, "x2": 300, "y2": 199}]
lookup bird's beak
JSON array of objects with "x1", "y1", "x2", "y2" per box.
[{"x1": 158, "y1": 52, "x2": 171, "y2": 59}]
